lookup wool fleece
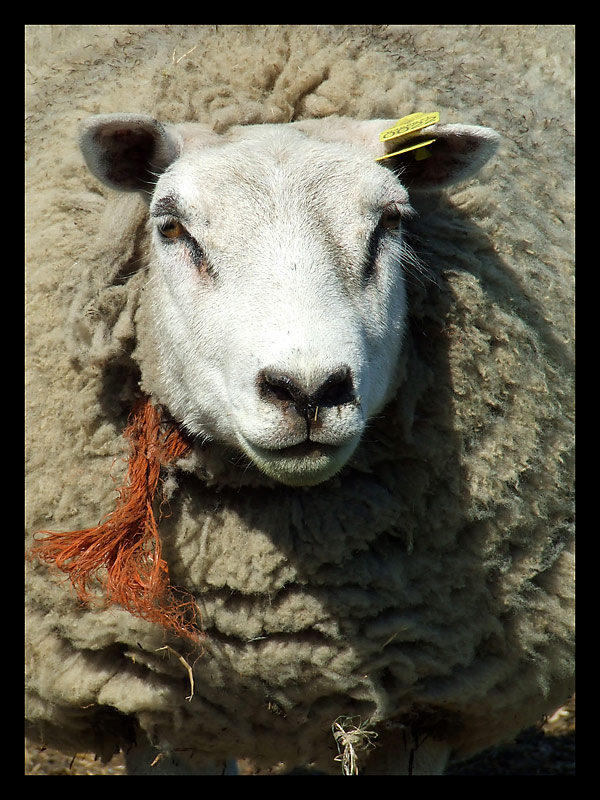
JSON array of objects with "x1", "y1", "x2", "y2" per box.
[{"x1": 25, "y1": 25, "x2": 574, "y2": 774}]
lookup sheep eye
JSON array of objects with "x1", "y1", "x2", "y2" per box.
[
  {"x1": 158, "y1": 219, "x2": 185, "y2": 239},
  {"x1": 380, "y1": 207, "x2": 402, "y2": 231}
]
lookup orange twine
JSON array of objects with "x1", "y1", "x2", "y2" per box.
[{"x1": 30, "y1": 397, "x2": 202, "y2": 645}]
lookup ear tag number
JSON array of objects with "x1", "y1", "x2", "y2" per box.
[{"x1": 379, "y1": 112, "x2": 440, "y2": 143}]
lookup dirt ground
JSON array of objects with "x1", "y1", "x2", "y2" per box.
[{"x1": 25, "y1": 696, "x2": 574, "y2": 775}]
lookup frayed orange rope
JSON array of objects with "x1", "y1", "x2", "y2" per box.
[{"x1": 29, "y1": 397, "x2": 203, "y2": 646}]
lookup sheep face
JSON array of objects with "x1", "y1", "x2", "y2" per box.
[
  {"x1": 148, "y1": 130, "x2": 409, "y2": 486},
  {"x1": 79, "y1": 115, "x2": 499, "y2": 486}
]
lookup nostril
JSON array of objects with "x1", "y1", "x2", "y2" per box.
[
  {"x1": 259, "y1": 371, "x2": 309, "y2": 407},
  {"x1": 313, "y1": 367, "x2": 355, "y2": 408}
]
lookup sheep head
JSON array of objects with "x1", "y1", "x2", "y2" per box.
[{"x1": 79, "y1": 114, "x2": 498, "y2": 487}]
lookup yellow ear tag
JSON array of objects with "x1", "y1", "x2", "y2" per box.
[
  {"x1": 379, "y1": 112, "x2": 440, "y2": 143},
  {"x1": 376, "y1": 112, "x2": 440, "y2": 163}
]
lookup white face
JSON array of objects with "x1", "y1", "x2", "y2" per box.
[{"x1": 146, "y1": 127, "x2": 411, "y2": 486}]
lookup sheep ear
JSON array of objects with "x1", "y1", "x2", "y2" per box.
[
  {"x1": 376, "y1": 123, "x2": 500, "y2": 192},
  {"x1": 292, "y1": 117, "x2": 499, "y2": 192},
  {"x1": 79, "y1": 114, "x2": 182, "y2": 195}
]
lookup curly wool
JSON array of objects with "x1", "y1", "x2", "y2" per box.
[{"x1": 25, "y1": 25, "x2": 574, "y2": 773}]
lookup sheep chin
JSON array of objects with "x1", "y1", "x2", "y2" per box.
[{"x1": 239, "y1": 438, "x2": 360, "y2": 487}]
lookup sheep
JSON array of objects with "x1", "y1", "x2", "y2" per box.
[{"x1": 25, "y1": 25, "x2": 574, "y2": 775}]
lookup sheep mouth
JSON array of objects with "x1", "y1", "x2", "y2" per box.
[
  {"x1": 272, "y1": 441, "x2": 341, "y2": 459},
  {"x1": 238, "y1": 436, "x2": 360, "y2": 487}
]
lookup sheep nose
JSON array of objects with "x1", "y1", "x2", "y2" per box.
[{"x1": 258, "y1": 367, "x2": 355, "y2": 421}]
